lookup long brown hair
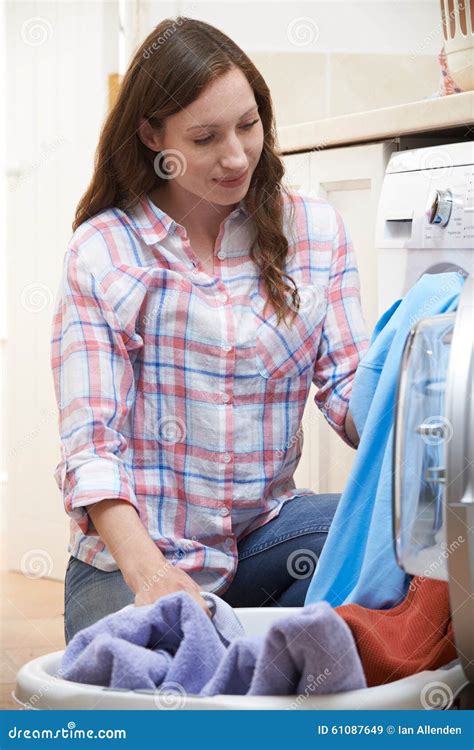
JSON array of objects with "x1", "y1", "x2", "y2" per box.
[{"x1": 74, "y1": 16, "x2": 300, "y2": 326}]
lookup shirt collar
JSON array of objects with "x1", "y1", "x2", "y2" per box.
[{"x1": 127, "y1": 193, "x2": 248, "y2": 246}]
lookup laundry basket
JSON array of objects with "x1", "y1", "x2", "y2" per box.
[{"x1": 14, "y1": 607, "x2": 466, "y2": 710}]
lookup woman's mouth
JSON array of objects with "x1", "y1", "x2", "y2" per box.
[{"x1": 214, "y1": 170, "x2": 248, "y2": 188}]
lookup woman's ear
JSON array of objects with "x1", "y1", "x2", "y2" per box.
[{"x1": 137, "y1": 117, "x2": 162, "y2": 151}]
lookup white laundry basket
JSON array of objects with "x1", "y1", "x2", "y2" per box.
[{"x1": 13, "y1": 607, "x2": 466, "y2": 710}]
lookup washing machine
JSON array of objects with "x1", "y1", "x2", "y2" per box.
[
  {"x1": 393, "y1": 274, "x2": 474, "y2": 707},
  {"x1": 376, "y1": 141, "x2": 474, "y2": 314}
]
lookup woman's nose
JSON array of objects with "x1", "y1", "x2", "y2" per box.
[{"x1": 219, "y1": 134, "x2": 248, "y2": 170}]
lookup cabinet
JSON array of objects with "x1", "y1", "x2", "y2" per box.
[{"x1": 283, "y1": 141, "x2": 397, "y2": 494}]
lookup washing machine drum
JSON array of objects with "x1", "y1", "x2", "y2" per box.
[{"x1": 393, "y1": 275, "x2": 474, "y2": 682}]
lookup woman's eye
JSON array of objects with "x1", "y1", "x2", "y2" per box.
[
  {"x1": 194, "y1": 135, "x2": 213, "y2": 145},
  {"x1": 193, "y1": 119, "x2": 260, "y2": 146},
  {"x1": 242, "y1": 119, "x2": 260, "y2": 130}
]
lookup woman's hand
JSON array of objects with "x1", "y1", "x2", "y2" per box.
[
  {"x1": 86, "y1": 500, "x2": 212, "y2": 618},
  {"x1": 130, "y1": 556, "x2": 212, "y2": 617}
]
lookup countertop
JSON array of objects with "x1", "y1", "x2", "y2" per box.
[{"x1": 277, "y1": 91, "x2": 474, "y2": 154}]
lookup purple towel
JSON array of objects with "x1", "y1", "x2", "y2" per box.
[
  {"x1": 61, "y1": 593, "x2": 229, "y2": 692},
  {"x1": 61, "y1": 593, "x2": 366, "y2": 696},
  {"x1": 201, "y1": 602, "x2": 366, "y2": 696},
  {"x1": 248, "y1": 602, "x2": 366, "y2": 695},
  {"x1": 200, "y1": 636, "x2": 263, "y2": 696}
]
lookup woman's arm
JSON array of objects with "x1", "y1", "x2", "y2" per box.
[
  {"x1": 87, "y1": 499, "x2": 211, "y2": 614},
  {"x1": 51, "y1": 247, "x2": 140, "y2": 530},
  {"x1": 312, "y1": 206, "x2": 369, "y2": 446},
  {"x1": 52, "y1": 245, "x2": 209, "y2": 615},
  {"x1": 86, "y1": 499, "x2": 167, "y2": 591}
]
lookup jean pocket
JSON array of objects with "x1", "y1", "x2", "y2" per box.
[{"x1": 253, "y1": 283, "x2": 326, "y2": 380}]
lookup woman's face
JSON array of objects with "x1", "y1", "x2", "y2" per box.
[{"x1": 141, "y1": 67, "x2": 265, "y2": 206}]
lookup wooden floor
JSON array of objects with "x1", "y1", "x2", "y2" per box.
[{"x1": 1, "y1": 570, "x2": 65, "y2": 710}]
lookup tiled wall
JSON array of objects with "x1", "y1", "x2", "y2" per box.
[
  {"x1": 141, "y1": 1, "x2": 445, "y2": 126},
  {"x1": 250, "y1": 51, "x2": 441, "y2": 126}
]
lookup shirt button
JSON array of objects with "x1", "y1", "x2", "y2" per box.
[
  {"x1": 222, "y1": 452, "x2": 232, "y2": 463},
  {"x1": 222, "y1": 393, "x2": 230, "y2": 403},
  {"x1": 217, "y1": 251, "x2": 226, "y2": 260},
  {"x1": 224, "y1": 537, "x2": 234, "y2": 549},
  {"x1": 222, "y1": 344, "x2": 232, "y2": 352},
  {"x1": 220, "y1": 507, "x2": 230, "y2": 516},
  {"x1": 217, "y1": 293, "x2": 228, "y2": 304}
]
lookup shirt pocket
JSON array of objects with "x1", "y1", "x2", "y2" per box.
[{"x1": 252, "y1": 283, "x2": 327, "y2": 380}]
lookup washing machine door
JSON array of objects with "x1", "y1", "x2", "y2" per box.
[{"x1": 393, "y1": 275, "x2": 473, "y2": 682}]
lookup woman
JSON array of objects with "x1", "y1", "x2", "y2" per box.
[{"x1": 52, "y1": 17, "x2": 368, "y2": 644}]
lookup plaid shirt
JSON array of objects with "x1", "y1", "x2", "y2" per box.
[{"x1": 51, "y1": 191, "x2": 368, "y2": 592}]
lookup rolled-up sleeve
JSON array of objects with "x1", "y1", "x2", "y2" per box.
[
  {"x1": 313, "y1": 207, "x2": 369, "y2": 443},
  {"x1": 50, "y1": 247, "x2": 139, "y2": 533}
]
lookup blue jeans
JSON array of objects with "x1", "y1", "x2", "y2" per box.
[{"x1": 64, "y1": 493, "x2": 339, "y2": 644}]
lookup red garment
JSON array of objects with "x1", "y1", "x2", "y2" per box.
[{"x1": 336, "y1": 577, "x2": 457, "y2": 687}]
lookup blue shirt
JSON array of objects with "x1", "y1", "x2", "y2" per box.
[{"x1": 305, "y1": 272, "x2": 465, "y2": 609}]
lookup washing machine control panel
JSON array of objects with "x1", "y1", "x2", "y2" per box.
[
  {"x1": 376, "y1": 142, "x2": 474, "y2": 313},
  {"x1": 426, "y1": 188, "x2": 453, "y2": 226}
]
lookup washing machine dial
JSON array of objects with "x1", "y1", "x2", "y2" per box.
[{"x1": 427, "y1": 188, "x2": 453, "y2": 226}]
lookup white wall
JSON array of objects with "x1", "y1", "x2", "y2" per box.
[
  {"x1": 0, "y1": 1, "x2": 7, "y2": 571},
  {"x1": 4, "y1": 0, "x2": 119, "y2": 577},
  {"x1": 162, "y1": 0, "x2": 441, "y2": 54}
]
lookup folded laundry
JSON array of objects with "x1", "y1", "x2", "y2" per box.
[
  {"x1": 304, "y1": 272, "x2": 465, "y2": 610},
  {"x1": 336, "y1": 576, "x2": 457, "y2": 687},
  {"x1": 60, "y1": 593, "x2": 366, "y2": 696}
]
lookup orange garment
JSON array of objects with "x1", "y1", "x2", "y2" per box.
[{"x1": 336, "y1": 577, "x2": 457, "y2": 687}]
